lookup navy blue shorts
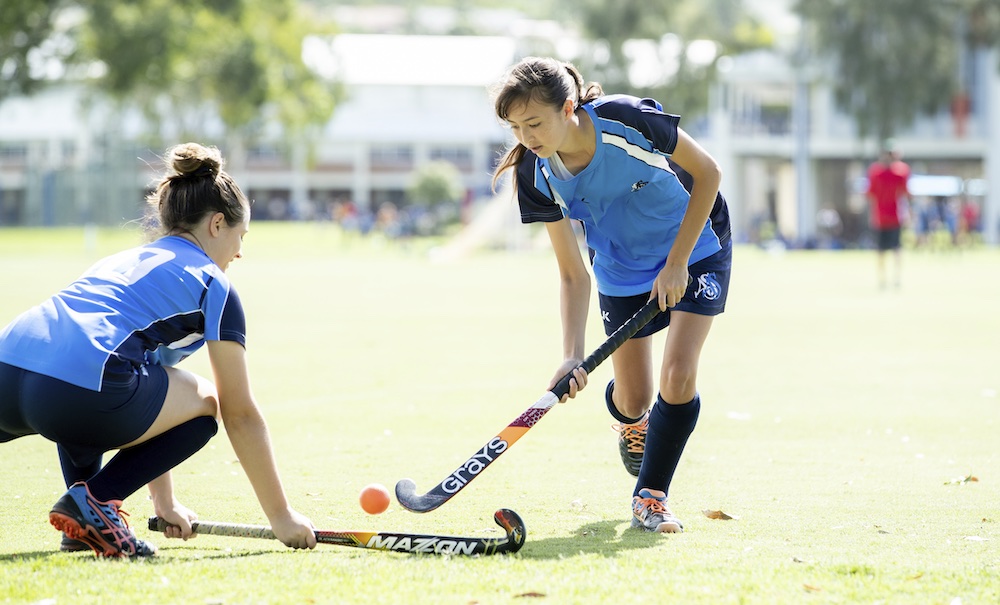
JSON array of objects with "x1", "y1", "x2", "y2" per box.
[
  {"x1": 875, "y1": 227, "x2": 901, "y2": 251},
  {"x1": 598, "y1": 243, "x2": 732, "y2": 337},
  {"x1": 0, "y1": 362, "x2": 168, "y2": 466}
]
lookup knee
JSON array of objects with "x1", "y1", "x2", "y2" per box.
[
  {"x1": 196, "y1": 383, "x2": 222, "y2": 421},
  {"x1": 202, "y1": 391, "x2": 221, "y2": 422},
  {"x1": 660, "y1": 361, "x2": 698, "y2": 402}
]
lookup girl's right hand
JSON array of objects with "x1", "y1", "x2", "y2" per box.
[
  {"x1": 270, "y1": 508, "x2": 317, "y2": 550},
  {"x1": 548, "y1": 359, "x2": 589, "y2": 403}
]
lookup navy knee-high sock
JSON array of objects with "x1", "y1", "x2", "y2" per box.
[
  {"x1": 58, "y1": 445, "x2": 102, "y2": 487},
  {"x1": 634, "y1": 394, "x2": 700, "y2": 498},
  {"x1": 86, "y1": 416, "x2": 218, "y2": 502}
]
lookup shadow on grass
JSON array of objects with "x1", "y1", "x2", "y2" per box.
[
  {"x1": 0, "y1": 546, "x2": 279, "y2": 563},
  {"x1": 3, "y1": 520, "x2": 665, "y2": 562},
  {"x1": 516, "y1": 519, "x2": 667, "y2": 559}
]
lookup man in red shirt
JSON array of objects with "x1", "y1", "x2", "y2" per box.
[{"x1": 866, "y1": 144, "x2": 911, "y2": 288}]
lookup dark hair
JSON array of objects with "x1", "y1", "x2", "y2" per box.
[
  {"x1": 144, "y1": 142, "x2": 248, "y2": 238},
  {"x1": 490, "y1": 57, "x2": 603, "y2": 192}
]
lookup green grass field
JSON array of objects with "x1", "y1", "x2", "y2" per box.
[{"x1": 0, "y1": 224, "x2": 997, "y2": 604}]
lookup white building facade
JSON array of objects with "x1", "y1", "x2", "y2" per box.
[{"x1": 0, "y1": 32, "x2": 996, "y2": 245}]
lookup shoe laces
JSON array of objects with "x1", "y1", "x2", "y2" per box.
[
  {"x1": 90, "y1": 496, "x2": 137, "y2": 549},
  {"x1": 635, "y1": 495, "x2": 667, "y2": 517},
  {"x1": 114, "y1": 506, "x2": 132, "y2": 530},
  {"x1": 612, "y1": 415, "x2": 648, "y2": 453}
]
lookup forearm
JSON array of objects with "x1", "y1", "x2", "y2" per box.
[
  {"x1": 224, "y1": 411, "x2": 292, "y2": 521},
  {"x1": 559, "y1": 273, "x2": 591, "y2": 361},
  {"x1": 147, "y1": 472, "x2": 176, "y2": 512}
]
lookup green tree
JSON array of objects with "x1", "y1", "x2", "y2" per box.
[
  {"x1": 2, "y1": 0, "x2": 338, "y2": 142},
  {"x1": 76, "y1": 0, "x2": 338, "y2": 139},
  {"x1": 407, "y1": 160, "x2": 464, "y2": 207},
  {"x1": 794, "y1": 0, "x2": 1000, "y2": 142},
  {"x1": 568, "y1": 0, "x2": 772, "y2": 118},
  {"x1": 0, "y1": 0, "x2": 68, "y2": 103}
]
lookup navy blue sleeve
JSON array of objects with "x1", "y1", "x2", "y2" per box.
[
  {"x1": 669, "y1": 159, "x2": 732, "y2": 246},
  {"x1": 515, "y1": 152, "x2": 564, "y2": 224},
  {"x1": 219, "y1": 287, "x2": 247, "y2": 347},
  {"x1": 595, "y1": 95, "x2": 680, "y2": 155}
]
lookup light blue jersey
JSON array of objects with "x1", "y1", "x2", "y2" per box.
[
  {"x1": 0, "y1": 235, "x2": 245, "y2": 391},
  {"x1": 516, "y1": 95, "x2": 731, "y2": 297}
]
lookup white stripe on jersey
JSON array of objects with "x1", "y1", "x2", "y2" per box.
[
  {"x1": 539, "y1": 166, "x2": 569, "y2": 214},
  {"x1": 601, "y1": 132, "x2": 674, "y2": 174}
]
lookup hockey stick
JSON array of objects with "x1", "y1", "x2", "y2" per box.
[
  {"x1": 396, "y1": 298, "x2": 663, "y2": 513},
  {"x1": 148, "y1": 508, "x2": 525, "y2": 556}
]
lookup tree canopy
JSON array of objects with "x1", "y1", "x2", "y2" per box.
[
  {"x1": 0, "y1": 0, "x2": 67, "y2": 102},
  {"x1": 567, "y1": 0, "x2": 773, "y2": 119},
  {"x1": 794, "y1": 0, "x2": 1000, "y2": 142},
  {"x1": 1, "y1": 0, "x2": 339, "y2": 140}
]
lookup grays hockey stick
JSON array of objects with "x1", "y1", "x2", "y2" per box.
[
  {"x1": 396, "y1": 298, "x2": 664, "y2": 513},
  {"x1": 148, "y1": 508, "x2": 525, "y2": 555}
]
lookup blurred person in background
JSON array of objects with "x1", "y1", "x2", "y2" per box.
[{"x1": 866, "y1": 142, "x2": 911, "y2": 288}]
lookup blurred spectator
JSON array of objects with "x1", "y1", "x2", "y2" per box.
[{"x1": 866, "y1": 143, "x2": 911, "y2": 288}]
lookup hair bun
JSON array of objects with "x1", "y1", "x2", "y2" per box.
[{"x1": 169, "y1": 142, "x2": 223, "y2": 178}]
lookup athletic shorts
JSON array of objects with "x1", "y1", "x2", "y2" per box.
[
  {"x1": 598, "y1": 242, "x2": 732, "y2": 338},
  {"x1": 875, "y1": 227, "x2": 901, "y2": 251},
  {"x1": 0, "y1": 362, "x2": 168, "y2": 466}
]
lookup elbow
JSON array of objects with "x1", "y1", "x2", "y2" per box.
[{"x1": 705, "y1": 159, "x2": 722, "y2": 188}]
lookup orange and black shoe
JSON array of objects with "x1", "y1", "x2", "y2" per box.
[
  {"x1": 59, "y1": 532, "x2": 91, "y2": 552},
  {"x1": 631, "y1": 488, "x2": 683, "y2": 533},
  {"x1": 49, "y1": 481, "x2": 157, "y2": 558},
  {"x1": 612, "y1": 411, "x2": 649, "y2": 477}
]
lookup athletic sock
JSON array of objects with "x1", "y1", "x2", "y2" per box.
[
  {"x1": 634, "y1": 393, "x2": 701, "y2": 498},
  {"x1": 58, "y1": 444, "x2": 102, "y2": 487},
  {"x1": 605, "y1": 379, "x2": 646, "y2": 424},
  {"x1": 86, "y1": 416, "x2": 218, "y2": 502}
]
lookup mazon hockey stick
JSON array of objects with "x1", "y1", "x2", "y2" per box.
[
  {"x1": 396, "y1": 298, "x2": 663, "y2": 513},
  {"x1": 148, "y1": 508, "x2": 525, "y2": 556}
]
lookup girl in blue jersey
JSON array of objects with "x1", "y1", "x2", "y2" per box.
[
  {"x1": 491, "y1": 57, "x2": 732, "y2": 533},
  {"x1": 0, "y1": 142, "x2": 317, "y2": 556}
]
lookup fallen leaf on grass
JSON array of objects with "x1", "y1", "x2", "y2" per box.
[
  {"x1": 803, "y1": 584, "x2": 823, "y2": 592},
  {"x1": 944, "y1": 474, "x2": 978, "y2": 485},
  {"x1": 514, "y1": 592, "x2": 547, "y2": 598},
  {"x1": 907, "y1": 573, "x2": 924, "y2": 581},
  {"x1": 703, "y1": 509, "x2": 738, "y2": 520}
]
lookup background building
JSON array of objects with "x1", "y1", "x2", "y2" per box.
[{"x1": 0, "y1": 12, "x2": 996, "y2": 246}]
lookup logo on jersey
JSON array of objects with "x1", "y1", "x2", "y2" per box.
[
  {"x1": 631, "y1": 180, "x2": 648, "y2": 192},
  {"x1": 695, "y1": 272, "x2": 722, "y2": 301},
  {"x1": 601, "y1": 310, "x2": 611, "y2": 323}
]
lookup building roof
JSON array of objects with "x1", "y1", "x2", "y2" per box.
[
  {"x1": 304, "y1": 34, "x2": 517, "y2": 87},
  {"x1": 306, "y1": 34, "x2": 517, "y2": 143}
]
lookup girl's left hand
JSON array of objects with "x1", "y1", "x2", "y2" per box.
[
  {"x1": 651, "y1": 265, "x2": 691, "y2": 311},
  {"x1": 154, "y1": 501, "x2": 199, "y2": 540}
]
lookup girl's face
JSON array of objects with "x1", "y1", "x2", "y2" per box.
[
  {"x1": 505, "y1": 97, "x2": 573, "y2": 159},
  {"x1": 207, "y1": 206, "x2": 250, "y2": 272}
]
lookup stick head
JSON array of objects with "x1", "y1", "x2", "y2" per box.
[
  {"x1": 394, "y1": 478, "x2": 449, "y2": 513},
  {"x1": 493, "y1": 508, "x2": 526, "y2": 554}
]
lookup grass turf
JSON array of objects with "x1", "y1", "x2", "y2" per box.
[{"x1": 0, "y1": 224, "x2": 997, "y2": 604}]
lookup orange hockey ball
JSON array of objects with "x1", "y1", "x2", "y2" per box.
[{"x1": 359, "y1": 483, "x2": 391, "y2": 515}]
